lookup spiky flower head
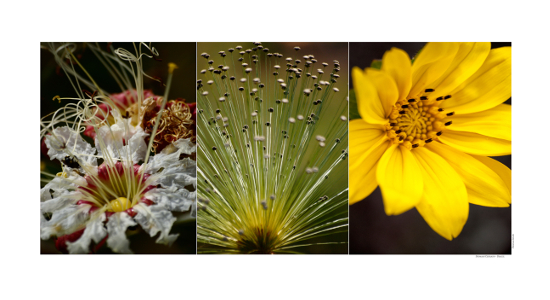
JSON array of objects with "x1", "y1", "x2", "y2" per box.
[{"x1": 197, "y1": 43, "x2": 348, "y2": 254}]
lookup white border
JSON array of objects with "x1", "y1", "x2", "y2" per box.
[{"x1": 2, "y1": 1, "x2": 548, "y2": 299}]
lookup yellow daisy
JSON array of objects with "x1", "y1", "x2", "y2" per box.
[{"x1": 350, "y1": 42, "x2": 511, "y2": 240}]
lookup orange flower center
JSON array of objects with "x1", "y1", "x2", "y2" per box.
[{"x1": 386, "y1": 90, "x2": 454, "y2": 149}]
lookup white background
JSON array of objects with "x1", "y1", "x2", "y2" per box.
[{"x1": 1, "y1": 1, "x2": 547, "y2": 299}]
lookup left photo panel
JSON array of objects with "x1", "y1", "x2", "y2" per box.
[{"x1": 40, "y1": 43, "x2": 197, "y2": 254}]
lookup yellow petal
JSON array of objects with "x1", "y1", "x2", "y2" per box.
[
  {"x1": 382, "y1": 47, "x2": 412, "y2": 102},
  {"x1": 427, "y1": 42, "x2": 491, "y2": 98},
  {"x1": 352, "y1": 67, "x2": 387, "y2": 125},
  {"x1": 471, "y1": 155, "x2": 511, "y2": 196},
  {"x1": 427, "y1": 142, "x2": 510, "y2": 207},
  {"x1": 442, "y1": 47, "x2": 511, "y2": 114},
  {"x1": 350, "y1": 120, "x2": 390, "y2": 204},
  {"x1": 376, "y1": 144, "x2": 423, "y2": 215},
  {"x1": 413, "y1": 147, "x2": 469, "y2": 240},
  {"x1": 444, "y1": 104, "x2": 511, "y2": 141},
  {"x1": 350, "y1": 142, "x2": 389, "y2": 205},
  {"x1": 366, "y1": 68, "x2": 399, "y2": 118},
  {"x1": 439, "y1": 130, "x2": 511, "y2": 156},
  {"x1": 409, "y1": 42, "x2": 459, "y2": 98},
  {"x1": 349, "y1": 119, "x2": 387, "y2": 170}
]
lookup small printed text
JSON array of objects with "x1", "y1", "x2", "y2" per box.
[{"x1": 476, "y1": 255, "x2": 505, "y2": 258}]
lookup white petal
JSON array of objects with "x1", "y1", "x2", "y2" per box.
[
  {"x1": 155, "y1": 159, "x2": 197, "y2": 189},
  {"x1": 142, "y1": 139, "x2": 197, "y2": 209},
  {"x1": 66, "y1": 213, "x2": 107, "y2": 254},
  {"x1": 45, "y1": 127, "x2": 96, "y2": 165},
  {"x1": 40, "y1": 174, "x2": 85, "y2": 200},
  {"x1": 40, "y1": 191, "x2": 82, "y2": 214},
  {"x1": 125, "y1": 128, "x2": 149, "y2": 163},
  {"x1": 144, "y1": 186, "x2": 195, "y2": 212},
  {"x1": 95, "y1": 124, "x2": 124, "y2": 158},
  {"x1": 95, "y1": 120, "x2": 147, "y2": 164},
  {"x1": 172, "y1": 138, "x2": 196, "y2": 154},
  {"x1": 105, "y1": 212, "x2": 136, "y2": 254},
  {"x1": 133, "y1": 204, "x2": 179, "y2": 246},
  {"x1": 143, "y1": 138, "x2": 197, "y2": 175},
  {"x1": 41, "y1": 204, "x2": 91, "y2": 240},
  {"x1": 40, "y1": 185, "x2": 53, "y2": 202}
]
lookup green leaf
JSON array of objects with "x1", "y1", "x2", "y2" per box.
[
  {"x1": 348, "y1": 89, "x2": 361, "y2": 120},
  {"x1": 370, "y1": 59, "x2": 382, "y2": 70}
]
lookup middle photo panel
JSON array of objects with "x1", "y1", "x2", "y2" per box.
[{"x1": 196, "y1": 42, "x2": 349, "y2": 254}]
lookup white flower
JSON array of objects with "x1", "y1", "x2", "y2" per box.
[{"x1": 40, "y1": 124, "x2": 196, "y2": 254}]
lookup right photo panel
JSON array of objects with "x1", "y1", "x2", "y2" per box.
[{"x1": 349, "y1": 42, "x2": 512, "y2": 254}]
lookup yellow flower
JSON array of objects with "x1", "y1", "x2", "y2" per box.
[{"x1": 350, "y1": 42, "x2": 511, "y2": 240}]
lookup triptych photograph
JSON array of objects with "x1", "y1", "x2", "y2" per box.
[{"x1": 40, "y1": 42, "x2": 511, "y2": 255}]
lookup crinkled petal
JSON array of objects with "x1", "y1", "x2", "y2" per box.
[
  {"x1": 376, "y1": 144, "x2": 424, "y2": 215},
  {"x1": 40, "y1": 191, "x2": 82, "y2": 214},
  {"x1": 133, "y1": 204, "x2": 179, "y2": 246},
  {"x1": 444, "y1": 104, "x2": 511, "y2": 141},
  {"x1": 41, "y1": 204, "x2": 91, "y2": 240},
  {"x1": 96, "y1": 121, "x2": 148, "y2": 164},
  {"x1": 143, "y1": 138, "x2": 196, "y2": 174},
  {"x1": 413, "y1": 147, "x2": 469, "y2": 240},
  {"x1": 45, "y1": 127, "x2": 97, "y2": 167},
  {"x1": 105, "y1": 212, "x2": 136, "y2": 254},
  {"x1": 95, "y1": 122, "x2": 124, "y2": 155},
  {"x1": 70, "y1": 151, "x2": 98, "y2": 172},
  {"x1": 40, "y1": 212, "x2": 47, "y2": 233},
  {"x1": 143, "y1": 138, "x2": 197, "y2": 206},
  {"x1": 140, "y1": 138, "x2": 197, "y2": 218},
  {"x1": 427, "y1": 142, "x2": 510, "y2": 207},
  {"x1": 66, "y1": 213, "x2": 108, "y2": 254},
  {"x1": 427, "y1": 42, "x2": 491, "y2": 98},
  {"x1": 349, "y1": 119, "x2": 388, "y2": 204},
  {"x1": 155, "y1": 157, "x2": 197, "y2": 189},
  {"x1": 382, "y1": 47, "x2": 412, "y2": 102},
  {"x1": 409, "y1": 42, "x2": 460, "y2": 98},
  {"x1": 173, "y1": 138, "x2": 196, "y2": 153},
  {"x1": 144, "y1": 186, "x2": 196, "y2": 212},
  {"x1": 442, "y1": 47, "x2": 511, "y2": 114},
  {"x1": 40, "y1": 186, "x2": 52, "y2": 202},
  {"x1": 124, "y1": 128, "x2": 149, "y2": 163},
  {"x1": 41, "y1": 174, "x2": 87, "y2": 200},
  {"x1": 439, "y1": 130, "x2": 511, "y2": 156},
  {"x1": 352, "y1": 67, "x2": 387, "y2": 125},
  {"x1": 41, "y1": 172, "x2": 82, "y2": 192}
]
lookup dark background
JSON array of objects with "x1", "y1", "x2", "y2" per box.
[
  {"x1": 41, "y1": 42, "x2": 196, "y2": 117},
  {"x1": 40, "y1": 42, "x2": 197, "y2": 254},
  {"x1": 349, "y1": 42, "x2": 512, "y2": 254}
]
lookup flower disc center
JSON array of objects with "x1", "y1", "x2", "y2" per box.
[
  {"x1": 79, "y1": 162, "x2": 153, "y2": 212},
  {"x1": 386, "y1": 93, "x2": 454, "y2": 149}
]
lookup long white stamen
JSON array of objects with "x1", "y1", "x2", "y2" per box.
[{"x1": 197, "y1": 43, "x2": 348, "y2": 253}]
